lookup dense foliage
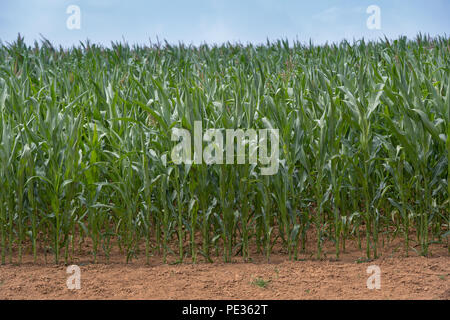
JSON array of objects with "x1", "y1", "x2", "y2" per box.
[{"x1": 0, "y1": 35, "x2": 448, "y2": 264}]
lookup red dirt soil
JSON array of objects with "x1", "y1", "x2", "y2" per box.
[{"x1": 0, "y1": 238, "x2": 448, "y2": 300}]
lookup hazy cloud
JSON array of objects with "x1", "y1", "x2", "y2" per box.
[{"x1": 0, "y1": 0, "x2": 448, "y2": 46}]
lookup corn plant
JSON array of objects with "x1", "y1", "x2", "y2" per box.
[{"x1": 0, "y1": 34, "x2": 448, "y2": 264}]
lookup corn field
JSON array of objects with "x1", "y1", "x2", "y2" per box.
[{"x1": 0, "y1": 34, "x2": 448, "y2": 265}]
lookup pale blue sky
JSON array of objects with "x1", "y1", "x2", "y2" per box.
[{"x1": 1, "y1": 0, "x2": 449, "y2": 46}]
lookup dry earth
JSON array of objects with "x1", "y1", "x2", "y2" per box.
[
  {"x1": 0, "y1": 238, "x2": 448, "y2": 300},
  {"x1": 0, "y1": 256, "x2": 449, "y2": 300}
]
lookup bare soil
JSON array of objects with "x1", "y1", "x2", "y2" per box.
[{"x1": 0, "y1": 237, "x2": 448, "y2": 300}]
